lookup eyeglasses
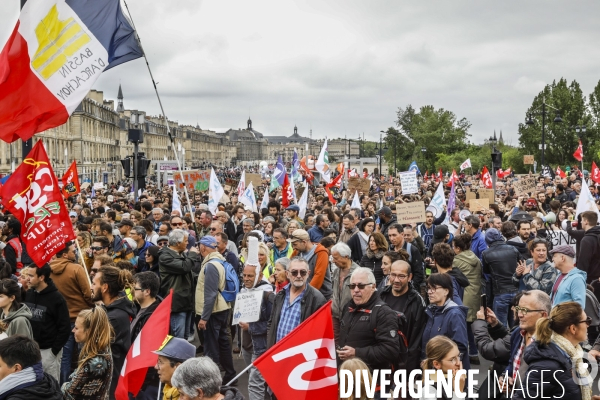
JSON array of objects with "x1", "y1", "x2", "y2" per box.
[
  {"x1": 514, "y1": 306, "x2": 545, "y2": 316},
  {"x1": 348, "y1": 283, "x2": 373, "y2": 290},
  {"x1": 158, "y1": 242, "x2": 168, "y2": 246},
  {"x1": 427, "y1": 286, "x2": 443, "y2": 293},
  {"x1": 444, "y1": 353, "x2": 463, "y2": 365},
  {"x1": 578, "y1": 317, "x2": 593, "y2": 327},
  {"x1": 90, "y1": 246, "x2": 104, "y2": 251},
  {"x1": 389, "y1": 274, "x2": 408, "y2": 280},
  {"x1": 289, "y1": 270, "x2": 308, "y2": 277}
]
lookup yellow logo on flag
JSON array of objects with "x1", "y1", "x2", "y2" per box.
[
  {"x1": 157, "y1": 335, "x2": 173, "y2": 351},
  {"x1": 31, "y1": 5, "x2": 91, "y2": 80}
]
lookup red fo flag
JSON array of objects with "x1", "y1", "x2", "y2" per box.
[
  {"x1": 591, "y1": 162, "x2": 600, "y2": 184},
  {"x1": 556, "y1": 165, "x2": 567, "y2": 179},
  {"x1": 481, "y1": 166, "x2": 493, "y2": 189},
  {"x1": 116, "y1": 291, "x2": 173, "y2": 400},
  {"x1": 0, "y1": 141, "x2": 75, "y2": 266},
  {"x1": 282, "y1": 173, "x2": 292, "y2": 208},
  {"x1": 254, "y1": 301, "x2": 337, "y2": 400},
  {"x1": 325, "y1": 173, "x2": 342, "y2": 205},
  {"x1": 61, "y1": 161, "x2": 80, "y2": 198},
  {"x1": 574, "y1": 140, "x2": 583, "y2": 162}
]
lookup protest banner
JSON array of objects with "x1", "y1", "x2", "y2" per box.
[
  {"x1": 469, "y1": 198, "x2": 489, "y2": 212},
  {"x1": 547, "y1": 230, "x2": 577, "y2": 261},
  {"x1": 347, "y1": 177, "x2": 371, "y2": 195},
  {"x1": 173, "y1": 170, "x2": 210, "y2": 191},
  {"x1": 232, "y1": 290, "x2": 264, "y2": 325},
  {"x1": 396, "y1": 201, "x2": 426, "y2": 225},
  {"x1": 513, "y1": 177, "x2": 537, "y2": 196},
  {"x1": 466, "y1": 190, "x2": 477, "y2": 201},
  {"x1": 524, "y1": 155, "x2": 535, "y2": 165},
  {"x1": 478, "y1": 189, "x2": 495, "y2": 203},
  {"x1": 399, "y1": 171, "x2": 418, "y2": 195},
  {"x1": 247, "y1": 173, "x2": 262, "y2": 188}
]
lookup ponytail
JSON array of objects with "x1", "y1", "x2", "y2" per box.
[
  {"x1": 535, "y1": 317, "x2": 553, "y2": 345},
  {"x1": 535, "y1": 301, "x2": 583, "y2": 346}
]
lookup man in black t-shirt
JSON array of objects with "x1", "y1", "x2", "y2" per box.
[{"x1": 379, "y1": 260, "x2": 426, "y2": 373}]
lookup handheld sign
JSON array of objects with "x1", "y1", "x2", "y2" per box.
[
  {"x1": 396, "y1": 201, "x2": 426, "y2": 225},
  {"x1": 232, "y1": 290, "x2": 264, "y2": 325},
  {"x1": 399, "y1": 171, "x2": 418, "y2": 195}
]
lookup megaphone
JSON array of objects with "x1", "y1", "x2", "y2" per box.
[{"x1": 459, "y1": 209, "x2": 471, "y2": 221}]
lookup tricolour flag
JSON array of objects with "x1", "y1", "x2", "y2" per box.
[
  {"x1": 460, "y1": 158, "x2": 471, "y2": 171},
  {"x1": 253, "y1": 301, "x2": 337, "y2": 400},
  {"x1": 0, "y1": 0, "x2": 143, "y2": 143},
  {"x1": 116, "y1": 291, "x2": 172, "y2": 400},
  {"x1": 61, "y1": 160, "x2": 80, "y2": 198},
  {"x1": 316, "y1": 139, "x2": 330, "y2": 183},
  {"x1": 1, "y1": 140, "x2": 75, "y2": 266},
  {"x1": 208, "y1": 167, "x2": 223, "y2": 214}
]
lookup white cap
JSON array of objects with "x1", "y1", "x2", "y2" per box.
[{"x1": 246, "y1": 236, "x2": 260, "y2": 268}]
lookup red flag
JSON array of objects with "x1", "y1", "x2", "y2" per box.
[
  {"x1": 253, "y1": 301, "x2": 337, "y2": 400},
  {"x1": 61, "y1": 161, "x2": 80, "y2": 198},
  {"x1": 1, "y1": 141, "x2": 75, "y2": 267},
  {"x1": 446, "y1": 169, "x2": 458, "y2": 186},
  {"x1": 282, "y1": 174, "x2": 292, "y2": 208},
  {"x1": 324, "y1": 173, "x2": 342, "y2": 205},
  {"x1": 336, "y1": 162, "x2": 344, "y2": 174},
  {"x1": 556, "y1": 165, "x2": 567, "y2": 179},
  {"x1": 116, "y1": 291, "x2": 173, "y2": 400},
  {"x1": 592, "y1": 162, "x2": 600, "y2": 184},
  {"x1": 437, "y1": 168, "x2": 443, "y2": 182},
  {"x1": 574, "y1": 140, "x2": 583, "y2": 161},
  {"x1": 481, "y1": 166, "x2": 493, "y2": 189},
  {"x1": 424, "y1": 171, "x2": 429, "y2": 180},
  {"x1": 497, "y1": 167, "x2": 512, "y2": 179},
  {"x1": 299, "y1": 160, "x2": 314, "y2": 184}
]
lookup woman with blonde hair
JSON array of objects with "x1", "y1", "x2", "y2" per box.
[
  {"x1": 519, "y1": 301, "x2": 591, "y2": 400},
  {"x1": 339, "y1": 358, "x2": 372, "y2": 400},
  {"x1": 62, "y1": 307, "x2": 113, "y2": 399},
  {"x1": 418, "y1": 335, "x2": 466, "y2": 399},
  {"x1": 77, "y1": 231, "x2": 94, "y2": 273}
]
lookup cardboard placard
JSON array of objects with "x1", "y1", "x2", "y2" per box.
[
  {"x1": 173, "y1": 170, "x2": 210, "y2": 191},
  {"x1": 478, "y1": 189, "x2": 495, "y2": 203},
  {"x1": 396, "y1": 201, "x2": 426, "y2": 224},
  {"x1": 524, "y1": 155, "x2": 535, "y2": 165},
  {"x1": 399, "y1": 171, "x2": 418, "y2": 195},
  {"x1": 232, "y1": 290, "x2": 263, "y2": 325},
  {"x1": 514, "y1": 177, "x2": 537, "y2": 196},
  {"x1": 348, "y1": 177, "x2": 371, "y2": 195},
  {"x1": 469, "y1": 198, "x2": 489, "y2": 212},
  {"x1": 246, "y1": 173, "x2": 262, "y2": 188},
  {"x1": 466, "y1": 190, "x2": 477, "y2": 200}
]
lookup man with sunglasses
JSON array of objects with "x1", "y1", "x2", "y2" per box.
[
  {"x1": 550, "y1": 245, "x2": 586, "y2": 309},
  {"x1": 171, "y1": 216, "x2": 196, "y2": 250},
  {"x1": 288, "y1": 229, "x2": 332, "y2": 300}
]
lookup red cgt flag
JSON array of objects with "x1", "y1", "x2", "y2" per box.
[
  {"x1": 61, "y1": 161, "x2": 80, "y2": 198},
  {"x1": 116, "y1": 291, "x2": 173, "y2": 400},
  {"x1": 437, "y1": 168, "x2": 443, "y2": 182},
  {"x1": 282, "y1": 173, "x2": 293, "y2": 208},
  {"x1": 481, "y1": 166, "x2": 493, "y2": 189},
  {"x1": 556, "y1": 165, "x2": 567, "y2": 179},
  {"x1": 0, "y1": 141, "x2": 75, "y2": 266},
  {"x1": 574, "y1": 140, "x2": 583, "y2": 162},
  {"x1": 254, "y1": 301, "x2": 337, "y2": 399},
  {"x1": 592, "y1": 162, "x2": 600, "y2": 185}
]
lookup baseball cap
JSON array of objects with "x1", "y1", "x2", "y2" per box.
[
  {"x1": 117, "y1": 219, "x2": 134, "y2": 228},
  {"x1": 157, "y1": 236, "x2": 169, "y2": 243},
  {"x1": 152, "y1": 335, "x2": 196, "y2": 362},
  {"x1": 199, "y1": 235, "x2": 217, "y2": 249},
  {"x1": 431, "y1": 225, "x2": 449, "y2": 245},
  {"x1": 378, "y1": 206, "x2": 392, "y2": 216},
  {"x1": 69, "y1": 211, "x2": 77, "y2": 217},
  {"x1": 287, "y1": 229, "x2": 310, "y2": 243},
  {"x1": 549, "y1": 245, "x2": 575, "y2": 258},
  {"x1": 286, "y1": 205, "x2": 300, "y2": 212}
]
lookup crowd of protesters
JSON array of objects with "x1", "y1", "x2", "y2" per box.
[{"x1": 1, "y1": 165, "x2": 600, "y2": 399}]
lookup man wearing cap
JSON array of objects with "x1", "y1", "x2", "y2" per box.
[
  {"x1": 117, "y1": 218, "x2": 134, "y2": 238},
  {"x1": 285, "y1": 204, "x2": 305, "y2": 228},
  {"x1": 69, "y1": 211, "x2": 78, "y2": 227},
  {"x1": 377, "y1": 206, "x2": 397, "y2": 242},
  {"x1": 289, "y1": 229, "x2": 332, "y2": 300},
  {"x1": 195, "y1": 235, "x2": 237, "y2": 385},
  {"x1": 153, "y1": 335, "x2": 197, "y2": 400},
  {"x1": 550, "y1": 245, "x2": 586, "y2": 308}
]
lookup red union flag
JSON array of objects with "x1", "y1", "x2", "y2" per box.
[
  {"x1": 573, "y1": 140, "x2": 583, "y2": 162},
  {"x1": 0, "y1": 141, "x2": 75, "y2": 266},
  {"x1": 254, "y1": 301, "x2": 337, "y2": 399},
  {"x1": 592, "y1": 162, "x2": 600, "y2": 185},
  {"x1": 61, "y1": 160, "x2": 80, "y2": 198},
  {"x1": 556, "y1": 165, "x2": 567, "y2": 179},
  {"x1": 282, "y1": 173, "x2": 293, "y2": 208},
  {"x1": 481, "y1": 166, "x2": 493, "y2": 189},
  {"x1": 115, "y1": 291, "x2": 172, "y2": 400}
]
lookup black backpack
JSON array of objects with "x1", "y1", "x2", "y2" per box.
[{"x1": 368, "y1": 302, "x2": 409, "y2": 369}]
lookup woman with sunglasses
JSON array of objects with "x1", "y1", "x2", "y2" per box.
[
  {"x1": 518, "y1": 301, "x2": 592, "y2": 400},
  {"x1": 512, "y1": 239, "x2": 558, "y2": 295},
  {"x1": 421, "y1": 273, "x2": 470, "y2": 370},
  {"x1": 144, "y1": 245, "x2": 161, "y2": 278},
  {"x1": 418, "y1": 335, "x2": 466, "y2": 399}
]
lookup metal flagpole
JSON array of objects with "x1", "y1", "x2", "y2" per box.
[
  {"x1": 74, "y1": 239, "x2": 92, "y2": 289},
  {"x1": 225, "y1": 362, "x2": 254, "y2": 386},
  {"x1": 122, "y1": 1, "x2": 198, "y2": 236}
]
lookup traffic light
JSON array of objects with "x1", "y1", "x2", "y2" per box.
[
  {"x1": 121, "y1": 157, "x2": 131, "y2": 178},
  {"x1": 491, "y1": 151, "x2": 502, "y2": 172},
  {"x1": 120, "y1": 155, "x2": 151, "y2": 179}
]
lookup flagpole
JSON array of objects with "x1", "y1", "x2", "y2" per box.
[
  {"x1": 122, "y1": 1, "x2": 198, "y2": 237},
  {"x1": 156, "y1": 382, "x2": 161, "y2": 400},
  {"x1": 225, "y1": 363, "x2": 254, "y2": 386},
  {"x1": 74, "y1": 239, "x2": 92, "y2": 290}
]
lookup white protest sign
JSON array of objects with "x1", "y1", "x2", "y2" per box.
[
  {"x1": 399, "y1": 171, "x2": 418, "y2": 195},
  {"x1": 231, "y1": 290, "x2": 264, "y2": 325},
  {"x1": 547, "y1": 230, "x2": 577, "y2": 262}
]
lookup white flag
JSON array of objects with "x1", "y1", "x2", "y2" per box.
[
  {"x1": 237, "y1": 170, "x2": 246, "y2": 198},
  {"x1": 351, "y1": 191, "x2": 361, "y2": 209},
  {"x1": 260, "y1": 187, "x2": 269, "y2": 211},
  {"x1": 429, "y1": 182, "x2": 446, "y2": 218},
  {"x1": 298, "y1": 183, "x2": 309, "y2": 219},
  {"x1": 460, "y1": 158, "x2": 471, "y2": 171},
  {"x1": 239, "y1": 182, "x2": 258, "y2": 212},
  {"x1": 575, "y1": 178, "x2": 600, "y2": 219},
  {"x1": 315, "y1": 139, "x2": 330, "y2": 183},
  {"x1": 208, "y1": 167, "x2": 224, "y2": 214},
  {"x1": 172, "y1": 185, "x2": 182, "y2": 216}
]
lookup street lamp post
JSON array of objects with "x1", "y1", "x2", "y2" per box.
[
  {"x1": 489, "y1": 132, "x2": 502, "y2": 200},
  {"x1": 526, "y1": 99, "x2": 562, "y2": 167},
  {"x1": 421, "y1": 147, "x2": 426, "y2": 173},
  {"x1": 374, "y1": 134, "x2": 388, "y2": 178},
  {"x1": 381, "y1": 130, "x2": 396, "y2": 175},
  {"x1": 575, "y1": 125, "x2": 587, "y2": 172}
]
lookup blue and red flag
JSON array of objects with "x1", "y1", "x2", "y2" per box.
[{"x1": 0, "y1": 0, "x2": 143, "y2": 143}]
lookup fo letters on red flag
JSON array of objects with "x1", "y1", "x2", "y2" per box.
[{"x1": 0, "y1": 140, "x2": 75, "y2": 266}]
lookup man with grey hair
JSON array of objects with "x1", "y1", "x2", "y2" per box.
[
  {"x1": 129, "y1": 225, "x2": 153, "y2": 273},
  {"x1": 337, "y1": 267, "x2": 400, "y2": 372},
  {"x1": 330, "y1": 242, "x2": 359, "y2": 342},
  {"x1": 171, "y1": 357, "x2": 245, "y2": 400},
  {"x1": 151, "y1": 207, "x2": 164, "y2": 232},
  {"x1": 158, "y1": 229, "x2": 200, "y2": 338}
]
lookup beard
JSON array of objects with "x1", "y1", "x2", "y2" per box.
[{"x1": 91, "y1": 289, "x2": 102, "y2": 302}]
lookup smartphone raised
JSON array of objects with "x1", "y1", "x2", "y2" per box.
[{"x1": 481, "y1": 294, "x2": 488, "y2": 319}]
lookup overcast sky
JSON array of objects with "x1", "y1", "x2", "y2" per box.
[{"x1": 2, "y1": 0, "x2": 600, "y2": 145}]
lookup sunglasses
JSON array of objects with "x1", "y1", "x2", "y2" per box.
[
  {"x1": 347, "y1": 283, "x2": 372, "y2": 290},
  {"x1": 289, "y1": 270, "x2": 308, "y2": 277},
  {"x1": 578, "y1": 317, "x2": 593, "y2": 327},
  {"x1": 90, "y1": 246, "x2": 104, "y2": 251},
  {"x1": 158, "y1": 242, "x2": 168, "y2": 246},
  {"x1": 172, "y1": 223, "x2": 183, "y2": 227}
]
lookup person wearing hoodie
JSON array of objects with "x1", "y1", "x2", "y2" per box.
[
  {"x1": 49, "y1": 241, "x2": 94, "y2": 384},
  {"x1": 482, "y1": 228, "x2": 521, "y2": 328},
  {"x1": 289, "y1": 229, "x2": 332, "y2": 300},
  {"x1": 0, "y1": 335, "x2": 62, "y2": 400},
  {"x1": 171, "y1": 356, "x2": 246, "y2": 400},
  {"x1": 421, "y1": 273, "x2": 470, "y2": 370},
  {"x1": 0, "y1": 278, "x2": 32, "y2": 339},
  {"x1": 22, "y1": 264, "x2": 70, "y2": 383},
  {"x1": 431, "y1": 243, "x2": 469, "y2": 305},
  {"x1": 550, "y1": 245, "x2": 587, "y2": 309},
  {"x1": 91, "y1": 265, "x2": 136, "y2": 399},
  {"x1": 501, "y1": 221, "x2": 530, "y2": 259},
  {"x1": 578, "y1": 210, "x2": 600, "y2": 287}
]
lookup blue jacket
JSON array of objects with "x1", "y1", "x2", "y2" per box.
[
  {"x1": 308, "y1": 225, "x2": 324, "y2": 243},
  {"x1": 422, "y1": 299, "x2": 470, "y2": 369},
  {"x1": 505, "y1": 326, "x2": 524, "y2": 377},
  {"x1": 552, "y1": 268, "x2": 587, "y2": 309},
  {"x1": 470, "y1": 229, "x2": 487, "y2": 261}
]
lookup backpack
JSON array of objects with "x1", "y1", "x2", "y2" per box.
[
  {"x1": 210, "y1": 258, "x2": 240, "y2": 303},
  {"x1": 368, "y1": 302, "x2": 408, "y2": 369},
  {"x1": 586, "y1": 288, "x2": 600, "y2": 327}
]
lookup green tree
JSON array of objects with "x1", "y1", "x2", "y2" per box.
[{"x1": 588, "y1": 80, "x2": 600, "y2": 161}]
